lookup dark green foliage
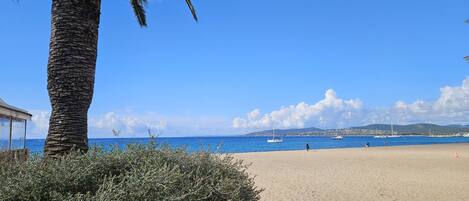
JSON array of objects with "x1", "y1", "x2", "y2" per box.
[{"x1": 0, "y1": 144, "x2": 262, "y2": 201}]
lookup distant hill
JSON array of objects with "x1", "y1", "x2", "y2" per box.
[
  {"x1": 352, "y1": 123, "x2": 469, "y2": 134},
  {"x1": 445, "y1": 124, "x2": 469, "y2": 128},
  {"x1": 247, "y1": 127, "x2": 324, "y2": 136},
  {"x1": 246, "y1": 123, "x2": 469, "y2": 136}
]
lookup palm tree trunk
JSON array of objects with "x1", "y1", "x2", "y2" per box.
[{"x1": 45, "y1": 0, "x2": 101, "y2": 157}]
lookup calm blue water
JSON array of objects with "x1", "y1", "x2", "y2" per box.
[{"x1": 26, "y1": 136, "x2": 469, "y2": 154}]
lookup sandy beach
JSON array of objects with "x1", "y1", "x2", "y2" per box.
[{"x1": 234, "y1": 143, "x2": 469, "y2": 201}]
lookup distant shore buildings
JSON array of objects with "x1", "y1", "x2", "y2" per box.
[{"x1": 247, "y1": 124, "x2": 469, "y2": 137}]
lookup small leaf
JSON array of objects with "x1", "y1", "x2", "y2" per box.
[
  {"x1": 185, "y1": 0, "x2": 199, "y2": 22},
  {"x1": 130, "y1": 0, "x2": 148, "y2": 27}
]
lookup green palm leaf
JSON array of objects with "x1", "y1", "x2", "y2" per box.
[
  {"x1": 131, "y1": 0, "x2": 148, "y2": 27},
  {"x1": 464, "y1": 20, "x2": 469, "y2": 61},
  {"x1": 130, "y1": 0, "x2": 198, "y2": 27},
  {"x1": 186, "y1": 0, "x2": 198, "y2": 22}
]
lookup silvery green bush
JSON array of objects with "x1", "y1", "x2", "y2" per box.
[{"x1": 0, "y1": 144, "x2": 261, "y2": 201}]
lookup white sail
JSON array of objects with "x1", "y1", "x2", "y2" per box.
[
  {"x1": 267, "y1": 128, "x2": 283, "y2": 143},
  {"x1": 387, "y1": 120, "x2": 401, "y2": 138}
]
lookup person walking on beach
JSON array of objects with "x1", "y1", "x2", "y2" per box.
[{"x1": 306, "y1": 143, "x2": 310, "y2": 151}]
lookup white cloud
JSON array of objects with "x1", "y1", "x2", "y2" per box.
[
  {"x1": 391, "y1": 77, "x2": 469, "y2": 124},
  {"x1": 234, "y1": 77, "x2": 469, "y2": 130},
  {"x1": 433, "y1": 78, "x2": 469, "y2": 112},
  {"x1": 89, "y1": 112, "x2": 167, "y2": 137},
  {"x1": 233, "y1": 89, "x2": 363, "y2": 129},
  {"x1": 27, "y1": 111, "x2": 235, "y2": 139},
  {"x1": 88, "y1": 112, "x2": 240, "y2": 137},
  {"x1": 29, "y1": 110, "x2": 50, "y2": 139},
  {"x1": 26, "y1": 77, "x2": 469, "y2": 137}
]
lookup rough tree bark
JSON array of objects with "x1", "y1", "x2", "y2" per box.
[{"x1": 44, "y1": 0, "x2": 101, "y2": 157}]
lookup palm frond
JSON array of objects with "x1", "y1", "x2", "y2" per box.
[
  {"x1": 185, "y1": 0, "x2": 198, "y2": 22},
  {"x1": 464, "y1": 20, "x2": 468, "y2": 62},
  {"x1": 131, "y1": 0, "x2": 148, "y2": 27},
  {"x1": 130, "y1": 0, "x2": 198, "y2": 27}
]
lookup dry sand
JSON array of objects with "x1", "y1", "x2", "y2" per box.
[{"x1": 234, "y1": 143, "x2": 469, "y2": 201}]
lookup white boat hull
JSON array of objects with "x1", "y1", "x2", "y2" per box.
[
  {"x1": 332, "y1": 136, "x2": 343, "y2": 140},
  {"x1": 267, "y1": 139, "x2": 283, "y2": 143}
]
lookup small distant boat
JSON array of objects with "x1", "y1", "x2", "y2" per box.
[
  {"x1": 375, "y1": 120, "x2": 400, "y2": 138},
  {"x1": 267, "y1": 138, "x2": 283, "y2": 143},
  {"x1": 388, "y1": 121, "x2": 400, "y2": 138},
  {"x1": 332, "y1": 136, "x2": 344, "y2": 140},
  {"x1": 267, "y1": 128, "x2": 283, "y2": 143}
]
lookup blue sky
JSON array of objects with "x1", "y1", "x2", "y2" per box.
[{"x1": 1, "y1": 0, "x2": 469, "y2": 138}]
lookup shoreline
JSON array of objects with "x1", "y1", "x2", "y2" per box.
[
  {"x1": 234, "y1": 143, "x2": 469, "y2": 201},
  {"x1": 25, "y1": 137, "x2": 469, "y2": 154},
  {"x1": 233, "y1": 141, "x2": 469, "y2": 154}
]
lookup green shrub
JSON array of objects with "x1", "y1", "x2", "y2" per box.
[{"x1": 0, "y1": 144, "x2": 262, "y2": 201}]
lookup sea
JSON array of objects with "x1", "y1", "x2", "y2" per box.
[{"x1": 26, "y1": 136, "x2": 469, "y2": 154}]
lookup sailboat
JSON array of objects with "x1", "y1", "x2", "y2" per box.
[
  {"x1": 332, "y1": 135, "x2": 344, "y2": 140},
  {"x1": 331, "y1": 129, "x2": 344, "y2": 140},
  {"x1": 374, "y1": 121, "x2": 400, "y2": 138},
  {"x1": 267, "y1": 128, "x2": 283, "y2": 143},
  {"x1": 387, "y1": 122, "x2": 401, "y2": 138}
]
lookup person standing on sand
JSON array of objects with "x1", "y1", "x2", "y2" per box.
[{"x1": 306, "y1": 144, "x2": 310, "y2": 151}]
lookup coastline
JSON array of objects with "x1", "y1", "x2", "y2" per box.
[
  {"x1": 235, "y1": 141, "x2": 469, "y2": 154},
  {"x1": 25, "y1": 136, "x2": 469, "y2": 154},
  {"x1": 234, "y1": 143, "x2": 469, "y2": 201}
]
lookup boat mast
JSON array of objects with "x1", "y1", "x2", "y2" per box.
[{"x1": 391, "y1": 120, "x2": 394, "y2": 136}]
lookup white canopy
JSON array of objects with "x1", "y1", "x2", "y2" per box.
[{"x1": 0, "y1": 98, "x2": 32, "y2": 120}]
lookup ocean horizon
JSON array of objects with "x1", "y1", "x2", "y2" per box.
[{"x1": 26, "y1": 136, "x2": 469, "y2": 154}]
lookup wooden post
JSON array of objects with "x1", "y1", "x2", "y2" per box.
[
  {"x1": 9, "y1": 116, "x2": 12, "y2": 151},
  {"x1": 24, "y1": 120, "x2": 27, "y2": 149}
]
